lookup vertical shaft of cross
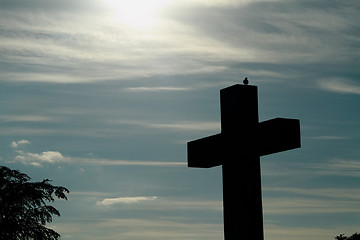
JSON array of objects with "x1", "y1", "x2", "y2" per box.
[{"x1": 220, "y1": 85, "x2": 264, "y2": 240}]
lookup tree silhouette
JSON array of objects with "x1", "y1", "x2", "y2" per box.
[
  {"x1": 336, "y1": 233, "x2": 360, "y2": 240},
  {"x1": 0, "y1": 166, "x2": 69, "y2": 240}
]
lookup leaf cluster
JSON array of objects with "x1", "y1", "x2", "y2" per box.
[
  {"x1": 336, "y1": 233, "x2": 360, "y2": 240},
  {"x1": 0, "y1": 166, "x2": 69, "y2": 240}
]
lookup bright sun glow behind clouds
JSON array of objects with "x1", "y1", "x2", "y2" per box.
[{"x1": 104, "y1": 0, "x2": 173, "y2": 29}]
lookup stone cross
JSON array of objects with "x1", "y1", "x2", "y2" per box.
[{"x1": 187, "y1": 83, "x2": 301, "y2": 240}]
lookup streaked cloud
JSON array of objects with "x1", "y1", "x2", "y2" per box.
[
  {"x1": 111, "y1": 120, "x2": 220, "y2": 132},
  {"x1": 14, "y1": 152, "x2": 185, "y2": 167},
  {"x1": 174, "y1": 0, "x2": 255, "y2": 7},
  {"x1": 149, "y1": 198, "x2": 222, "y2": 211},
  {"x1": 71, "y1": 157, "x2": 186, "y2": 167},
  {"x1": 72, "y1": 191, "x2": 222, "y2": 211},
  {"x1": 263, "y1": 187, "x2": 360, "y2": 215},
  {"x1": 264, "y1": 225, "x2": 349, "y2": 240},
  {"x1": 124, "y1": 87, "x2": 190, "y2": 92},
  {"x1": 265, "y1": 187, "x2": 360, "y2": 200},
  {"x1": 148, "y1": 121, "x2": 220, "y2": 131},
  {"x1": 10, "y1": 141, "x2": 185, "y2": 167},
  {"x1": 314, "y1": 158, "x2": 360, "y2": 177},
  {"x1": 0, "y1": 6, "x2": 240, "y2": 83},
  {"x1": 308, "y1": 135, "x2": 348, "y2": 140},
  {"x1": 51, "y1": 217, "x2": 223, "y2": 240},
  {"x1": 263, "y1": 158, "x2": 360, "y2": 179},
  {"x1": 97, "y1": 196, "x2": 157, "y2": 205},
  {"x1": 264, "y1": 197, "x2": 360, "y2": 215},
  {"x1": 2, "y1": 0, "x2": 357, "y2": 85},
  {"x1": 0, "y1": 115, "x2": 53, "y2": 122},
  {"x1": 318, "y1": 78, "x2": 360, "y2": 95}
]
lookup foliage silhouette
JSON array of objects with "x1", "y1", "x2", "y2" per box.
[
  {"x1": 0, "y1": 166, "x2": 69, "y2": 240},
  {"x1": 336, "y1": 233, "x2": 360, "y2": 240}
]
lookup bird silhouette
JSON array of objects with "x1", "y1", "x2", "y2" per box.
[{"x1": 243, "y1": 77, "x2": 249, "y2": 85}]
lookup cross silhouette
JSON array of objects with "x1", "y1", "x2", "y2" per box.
[{"x1": 187, "y1": 84, "x2": 301, "y2": 240}]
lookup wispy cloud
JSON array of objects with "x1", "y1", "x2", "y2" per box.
[
  {"x1": 97, "y1": 196, "x2": 157, "y2": 206},
  {"x1": 264, "y1": 225, "x2": 350, "y2": 240},
  {"x1": 263, "y1": 186, "x2": 360, "y2": 215},
  {"x1": 150, "y1": 198, "x2": 222, "y2": 211},
  {"x1": 264, "y1": 197, "x2": 360, "y2": 215},
  {"x1": 308, "y1": 135, "x2": 348, "y2": 140},
  {"x1": 317, "y1": 78, "x2": 360, "y2": 95},
  {"x1": 72, "y1": 191, "x2": 222, "y2": 211},
  {"x1": 0, "y1": 115, "x2": 53, "y2": 122},
  {"x1": 314, "y1": 158, "x2": 360, "y2": 177},
  {"x1": 10, "y1": 140, "x2": 185, "y2": 167},
  {"x1": 124, "y1": 87, "x2": 190, "y2": 92},
  {"x1": 111, "y1": 120, "x2": 220, "y2": 132},
  {"x1": 51, "y1": 217, "x2": 223, "y2": 240},
  {"x1": 14, "y1": 153, "x2": 185, "y2": 167},
  {"x1": 72, "y1": 157, "x2": 186, "y2": 167},
  {"x1": 265, "y1": 187, "x2": 360, "y2": 200},
  {"x1": 0, "y1": 7, "x2": 238, "y2": 83},
  {"x1": 2, "y1": 0, "x2": 356, "y2": 85},
  {"x1": 263, "y1": 158, "x2": 360, "y2": 179},
  {"x1": 148, "y1": 121, "x2": 220, "y2": 131}
]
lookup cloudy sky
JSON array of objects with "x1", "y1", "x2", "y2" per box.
[{"x1": 1, "y1": 0, "x2": 360, "y2": 239}]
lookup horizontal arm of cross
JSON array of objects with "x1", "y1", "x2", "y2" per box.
[
  {"x1": 188, "y1": 133, "x2": 222, "y2": 168},
  {"x1": 187, "y1": 118, "x2": 300, "y2": 168},
  {"x1": 258, "y1": 118, "x2": 301, "y2": 156}
]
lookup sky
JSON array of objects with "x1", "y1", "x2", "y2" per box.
[{"x1": 0, "y1": 0, "x2": 360, "y2": 239}]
